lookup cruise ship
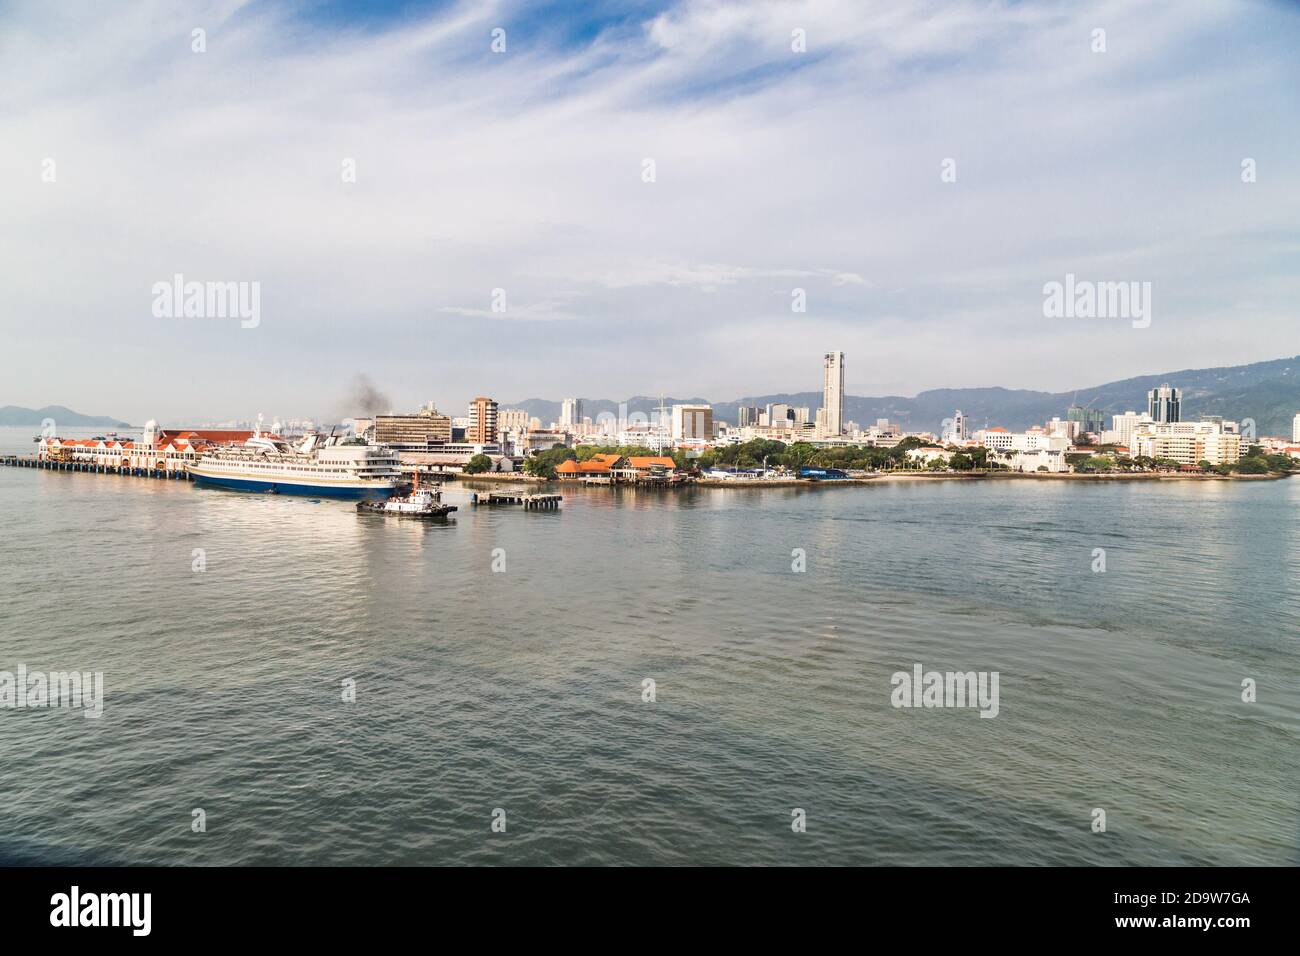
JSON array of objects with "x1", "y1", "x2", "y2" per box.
[{"x1": 190, "y1": 430, "x2": 403, "y2": 499}]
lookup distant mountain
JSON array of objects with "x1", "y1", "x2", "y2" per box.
[
  {"x1": 509, "y1": 355, "x2": 1300, "y2": 436},
  {"x1": 0, "y1": 405, "x2": 131, "y2": 428}
]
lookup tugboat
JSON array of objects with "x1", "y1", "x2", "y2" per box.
[{"x1": 356, "y1": 474, "x2": 457, "y2": 519}]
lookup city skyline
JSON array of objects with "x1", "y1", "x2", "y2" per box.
[
  {"x1": 9, "y1": 349, "x2": 1300, "y2": 436},
  {"x1": 4, "y1": 0, "x2": 1300, "y2": 425}
]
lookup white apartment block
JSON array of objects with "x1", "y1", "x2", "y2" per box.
[
  {"x1": 499, "y1": 408, "x2": 530, "y2": 433},
  {"x1": 1106, "y1": 410, "x2": 1154, "y2": 449},
  {"x1": 973, "y1": 428, "x2": 1069, "y2": 452},
  {"x1": 1130, "y1": 428, "x2": 1241, "y2": 465}
]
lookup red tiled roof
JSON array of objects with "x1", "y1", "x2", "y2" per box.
[{"x1": 160, "y1": 429, "x2": 257, "y2": 445}]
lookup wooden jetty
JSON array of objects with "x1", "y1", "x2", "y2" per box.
[{"x1": 469, "y1": 492, "x2": 562, "y2": 510}]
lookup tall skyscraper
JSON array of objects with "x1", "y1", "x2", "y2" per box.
[
  {"x1": 821, "y1": 351, "x2": 845, "y2": 436},
  {"x1": 1147, "y1": 383, "x2": 1181, "y2": 423},
  {"x1": 467, "y1": 396, "x2": 499, "y2": 444},
  {"x1": 560, "y1": 398, "x2": 582, "y2": 429}
]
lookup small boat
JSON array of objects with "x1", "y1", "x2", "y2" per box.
[{"x1": 356, "y1": 477, "x2": 457, "y2": 519}]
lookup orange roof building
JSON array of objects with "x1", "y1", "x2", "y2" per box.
[
  {"x1": 555, "y1": 453, "x2": 626, "y2": 478},
  {"x1": 624, "y1": 456, "x2": 677, "y2": 471}
]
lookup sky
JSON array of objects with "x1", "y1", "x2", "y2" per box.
[{"x1": 2, "y1": 0, "x2": 1298, "y2": 425}]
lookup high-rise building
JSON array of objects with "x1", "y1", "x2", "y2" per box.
[
  {"x1": 766, "y1": 403, "x2": 793, "y2": 428},
  {"x1": 1147, "y1": 383, "x2": 1181, "y2": 424},
  {"x1": 499, "y1": 408, "x2": 529, "y2": 434},
  {"x1": 671, "y1": 404, "x2": 713, "y2": 442},
  {"x1": 1293, "y1": 412, "x2": 1300, "y2": 443},
  {"x1": 467, "y1": 397, "x2": 499, "y2": 444},
  {"x1": 821, "y1": 351, "x2": 845, "y2": 436},
  {"x1": 947, "y1": 409, "x2": 967, "y2": 442},
  {"x1": 1108, "y1": 410, "x2": 1154, "y2": 448},
  {"x1": 1132, "y1": 431, "x2": 1240, "y2": 466},
  {"x1": 1067, "y1": 404, "x2": 1105, "y2": 436},
  {"x1": 736, "y1": 406, "x2": 760, "y2": 428},
  {"x1": 560, "y1": 398, "x2": 583, "y2": 428}
]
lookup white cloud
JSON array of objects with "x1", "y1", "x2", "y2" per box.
[{"x1": 0, "y1": 0, "x2": 1297, "y2": 423}]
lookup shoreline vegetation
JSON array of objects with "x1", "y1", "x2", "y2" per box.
[
  {"x1": 694, "y1": 471, "x2": 1290, "y2": 487},
  {"x1": 481, "y1": 436, "x2": 1298, "y2": 487},
  {"x1": 455, "y1": 469, "x2": 1292, "y2": 489}
]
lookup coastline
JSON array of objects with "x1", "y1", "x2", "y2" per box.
[{"x1": 692, "y1": 470, "x2": 1291, "y2": 487}]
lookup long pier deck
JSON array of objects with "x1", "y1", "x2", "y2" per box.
[{"x1": 0, "y1": 455, "x2": 192, "y2": 480}]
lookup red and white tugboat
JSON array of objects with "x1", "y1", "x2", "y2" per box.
[{"x1": 356, "y1": 474, "x2": 457, "y2": 519}]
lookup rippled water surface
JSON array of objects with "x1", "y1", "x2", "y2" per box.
[{"x1": 1, "y1": 428, "x2": 1296, "y2": 865}]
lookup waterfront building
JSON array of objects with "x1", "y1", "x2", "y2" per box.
[
  {"x1": 1131, "y1": 432, "x2": 1238, "y2": 466},
  {"x1": 554, "y1": 454, "x2": 678, "y2": 483},
  {"x1": 973, "y1": 428, "x2": 1069, "y2": 453},
  {"x1": 1147, "y1": 383, "x2": 1181, "y2": 423},
  {"x1": 467, "y1": 397, "x2": 499, "y2": 444},
  {"x1": 39, "y1": 421, "x2": 282, "y2": 475},
  {"x1": 555, "y1": 453, "x2": 623, "y2": 480},
  {"x1": 613, "y1": 456, "x2": 679, "y2": 482},
  {"x1": 1129, "y1": 420, "x2": 1241, "y2": 465},
  {"x1": 906, "y1": 447, "x2": 952, "y2": 467},
  {"x1": 997, "y1": 449, "x2": 1070, "y2": 473}
]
